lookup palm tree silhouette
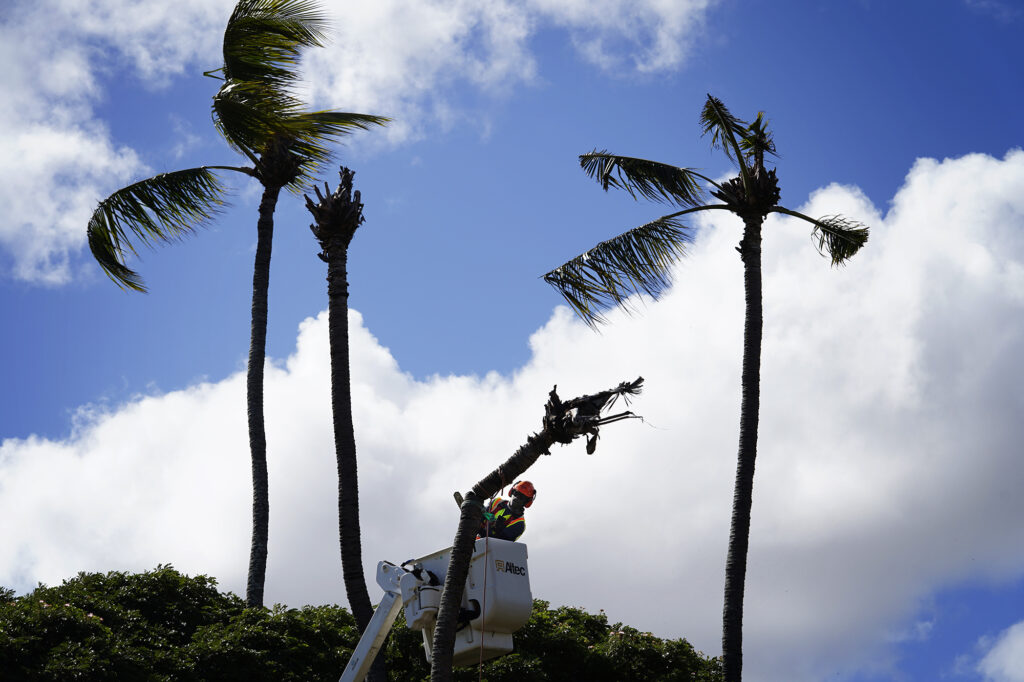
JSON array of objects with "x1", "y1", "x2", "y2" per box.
[
  {"x1": 86, "y1": 0, "x2": 388, "y2": 608},
  {"x1": 544, "y1": 94, "x2": 869, "y2": 681}
]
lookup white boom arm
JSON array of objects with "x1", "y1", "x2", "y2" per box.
[{"x1": 337, "y1": 563, "x2": 405, "y2": 682}]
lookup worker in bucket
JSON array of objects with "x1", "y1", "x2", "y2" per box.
[{"x1": 478, "y1": 480, "x2": 536, "y2": 542}]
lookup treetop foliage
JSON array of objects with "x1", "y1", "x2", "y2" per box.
[{"x1": 0, "y1": 566, "x2": 722, "y2": 681}]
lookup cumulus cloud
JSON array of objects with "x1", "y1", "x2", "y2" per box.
[
  {"x1": 0, "y1": 0, "x2": 230, "y2": 284},
  {"x1": 3, "y1": 147, "x2": 1023, "y2": 682},
  {"x1": 0, "y1": 0, "x2": 715, "y2": 283},
  {"x1": 979, "y1": 621, "x2": 1024, "y2": 682},
  {"x1": 303, "y1": 0, "x2": 537, "y2": 144}
]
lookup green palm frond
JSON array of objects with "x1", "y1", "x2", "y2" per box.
[
  {"x1": 700, "y1": 95, "x2": 749, "y2": 168},
  {"x1": 87, "y1": 168, "x2": 229, "y2": 292},
  {"x1": 222, "y1": 0, "x2": 328, "y2": 87},
  {"x1": 811, "y1": 215, "x2": 870, "y2": 264},
  {"x1": 295, "y1": 111, "x2": 391, "y2": 135},
  {"x1": 212, "y1": 0, "x2": 391, "y2": 184},
  {"x1": 771, "y1": 207, "x2": 870, "y2": 265},
  {"x1": 739, "y1": 112, "x2": 777, "y2": 167},
  {"x1": 542, "y1": 214, "x2": 695, "y2": 326},
  {"x1": 215, "y1": 0, "x2": 340, "y2": 159},
  {"x1": 286, "y1": 111, "x2": 391, "y2": 158},
  {"x1": 213, "y1": 89, "x2": 390, "y2": 178},
  {"x1": 213, "y1": 80, "x2": 304, "y2": 163},
  {"x1": 579, "y1": 151, "x2": 715, "y2": 207},
  {"x1": 273, "y1": 112, "x2": 390, "y2": 189}
]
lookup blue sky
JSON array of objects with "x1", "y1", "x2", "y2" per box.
[{"x1": 2, "y1": 1, "x2": 1023, "y2": 680}]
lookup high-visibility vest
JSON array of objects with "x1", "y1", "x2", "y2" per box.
[{"x1": 478, "y1": 497, "x2": 525, "y2": 541}]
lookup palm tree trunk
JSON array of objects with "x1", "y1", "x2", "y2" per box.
[
  {"x1": 325, "y1": 247, "x2": 385, "y2": 681},
  {"x1": 722, "y1": 216, "x2": 763, "y2": 681},
  {"x1": 246, "y1": 183, "x2": 280, "y2": 608}
]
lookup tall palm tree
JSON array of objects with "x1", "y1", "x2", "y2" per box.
[
  {"x1": 86, "y1": 0, "x2": 388, "y2": 608},
  {"x1": 544, "y1": 94, "x2": 869, "y2": 682},
  {"x1": 304, "y1": 168, "x2": 386, "y2": 682}
]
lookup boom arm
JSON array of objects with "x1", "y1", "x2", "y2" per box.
[{"x1": 338, "y1": 563, "x2": 405, "y2": 682}]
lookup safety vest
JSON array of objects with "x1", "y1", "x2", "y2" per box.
[{"x1": 479, "y1": 497, "x2": 525, "y2": 542}]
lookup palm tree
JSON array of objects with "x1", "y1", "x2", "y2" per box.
[
  {"x1": 86, "y1": 0, "x2": 388, "y2": 608},
  {"x1": 543, "y1": 94, "x2": 869, "y2": 682},
  {"x1": 304, "y1": 168, "x2": 386, "y2": 681}
]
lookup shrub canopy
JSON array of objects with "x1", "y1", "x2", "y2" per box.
[{"x1": 0, "y1": 566, "x2": 721, "y2": 681}]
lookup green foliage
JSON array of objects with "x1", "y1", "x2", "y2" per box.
[
  {"x1": 87, "y1": 0, "x2": 388, "y2": 293},
  {"x1": 546, "y1": 94, "x2": 871, "y2": 325},
  {"x1": 87, "y1": 169, "x2": 228, "y2": 292},
  {"x1": 579, "y1": 152, "x2": 710, "y2": 207},
  {"x1": 699, "y1": 95, "x2": 749, "y2": 170},
  {"x1": 542, "y1": 215, "x2": 695, "y2": 326},
  {"x1": 0, "y1": 568, "x2": 721, "y2": 681},
  {"x1": 452, "y1": 600, "x2": 722, "y2": 682},
  {"x1": 182, "y1": 604, "x2": 357, "y2": 681},
  {"x1": 0, "y1": 565, "x2": 355, "y2": 681},
  {"x1": 220, "y1": 0, "x2": 330, "y2": 88},
  {"x1": 211, "y1": 0, "x2": 389, "y2": 187}
]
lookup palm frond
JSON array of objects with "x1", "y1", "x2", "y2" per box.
[
  {"x1": 542, "y1": 214, "x2": 695, "y2": 326},
  {"x1": 579, "y1": 151, "x2": 713, "y2": 207},
  {"x1": 739, "y1": 111, "x2": 777, "y2": 167},
  {"x1": 771, "y1": 207, "x2": 870, "y2": 265},
  {"x1": 295, "y1": 111, "x2": 391, "y2": 134},
  {"x1": 285, "y1": 111, "x2": 391, "y2": 161},
  {"x1": 222, "y1": 0, "x2": 328, "y2": 87},
  {"x1": 214, "y1": 87, "x2": 389, "y2": 188},
  {"x1": 700, "y1": 94, "x2": 749, "y2": 169},
  {"x1": 87, "y1": 168, "x2": 228, "y2": 292},
  {"x1": 275, "y1": 112, "x2": 389, "y2": 189},
  {"x1": 212, "y1": 79, "x2": 305, "y2": 162},
  {"x1": 214, "y1": 0, "x2": 336, "y2": 157},
  {"x1": 811, "y1": 215, "x2": 870, "y2": 264}
]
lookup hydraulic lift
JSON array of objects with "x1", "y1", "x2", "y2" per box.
[{"x1": 338, "y1": 537, "x2": 533, "y2": 682}]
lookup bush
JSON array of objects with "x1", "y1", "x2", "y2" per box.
[
  {"x1": 453, "y1": 600, "x2": 722, "y2": 682},
  {"x1": 0, "y1": 568, "x2": 721, "y2": 681}
]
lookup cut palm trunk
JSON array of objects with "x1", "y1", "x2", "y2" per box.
[{"x1": 429, "y1": 378, "x2": 643, "y2": 681}]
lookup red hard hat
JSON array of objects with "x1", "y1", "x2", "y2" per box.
[{"x1": 511, "y1": 480, "x2": 536, "y2": 507}]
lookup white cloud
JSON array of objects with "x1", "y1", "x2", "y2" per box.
[
  {"x1": 305, "y1": 0, "x2": 715, "y2": 143},
  {"x1": 0, "y1": 0, "x2": 716, "y2": 284},
  {"x1": 304, "y1": 0, "x2": 537, "y2": 144},
  {"x1": 3, "y1": 150, "x2": 1024, "y2": 680},
  {"x1": 979, "y1": 621, "x2": 1024, "y2": 682},
  {"x1": 526, "y1": 0, "x2": 713, "y2": 72},
  {"x1": 0, "y1": 0, "x2": 231, "y2": 284}
]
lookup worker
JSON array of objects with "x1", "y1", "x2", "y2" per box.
[{"x1": 478, "y1": 480, "x2": 536, "y2": 542}]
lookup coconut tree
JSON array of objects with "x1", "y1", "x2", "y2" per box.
[
  {"x1": 304, "y1": 168, "x2": 386, "y2": 681},
  {"x1": 86, "y1": 0, "x2": 387, "y2": 608},
  {"x1": 543, "y1": 94, "x2": 869, "y2": 681}
]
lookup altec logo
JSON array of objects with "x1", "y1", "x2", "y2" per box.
[{"x1": 495, "y1": 559, "x2": 526, "y2": 576}]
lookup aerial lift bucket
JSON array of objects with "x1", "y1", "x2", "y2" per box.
[{"x1": 338, "y1": 538, "x2": 532, "y2": 682}]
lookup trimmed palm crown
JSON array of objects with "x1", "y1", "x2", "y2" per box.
[
  {"x1": 543, "y1": 94, "x2": 868, "y2": 324},
  {"x1": 87, "y1": 0, "x2": 388, "y2": 293}
]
